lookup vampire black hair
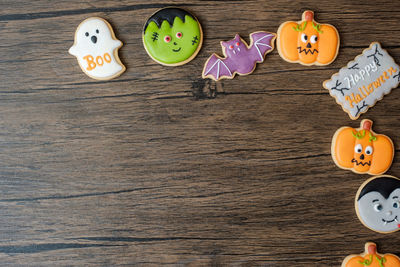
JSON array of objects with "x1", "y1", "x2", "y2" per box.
[
  {"x1": 358, "y1": 176, "x2": 400, "y2": 200},
  {"x1": 144, "y1": 8, "x2": 195, "y2": 32}
]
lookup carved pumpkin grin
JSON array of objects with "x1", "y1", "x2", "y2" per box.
[
  {"x1": 297, "y1": 46, "x2": 318, "y2": 55},
  {"x1": 351, "y1": 158, "x2": 371, "y2": 166}
]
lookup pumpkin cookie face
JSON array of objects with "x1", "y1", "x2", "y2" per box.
[
  {"x1": 342, "y1": 242, "x2": 400, "y2": 266},
  {"x1": 356, "y1": 176, "x2": 400, "y2": 234},
  {"x1": 331, "y1": 119, "x2": 394, "y2": 175},
  {"x1": 143, "y1": 8, "x2": 203, "y2": 66},
  {"x1": 277, "y1": 10, "x2": 339, "y2": 66}
]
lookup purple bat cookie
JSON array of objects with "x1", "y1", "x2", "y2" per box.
[{"x1": 202, "y1": 32, "x2": 276, "y2": 81}]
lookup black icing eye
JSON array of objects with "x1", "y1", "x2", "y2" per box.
[
  {"x1": 96, "y1": 29, "x2": 99, "y2": 34},
  {"x1": 301, "y1": 33, "x2": 308, "y2": 43},
  {"x1": 85, "y1": 32, "x2": 89, "y2": 37},
  {"x1": 393, "y1": 202, "x2": 400, "y2": 209},
  {"x1": 374, "y1": 203, "x2": 383, "y2": 212}
]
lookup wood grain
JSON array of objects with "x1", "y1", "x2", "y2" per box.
[{"x1": 0, "y1": 0, "x2": 400, "y2": 266}]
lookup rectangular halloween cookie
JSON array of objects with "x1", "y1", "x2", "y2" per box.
[{"x1": 323, "y1": 42, "x2": 400, "y2": 120}]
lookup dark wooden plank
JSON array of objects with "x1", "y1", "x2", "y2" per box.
[{"x1": 0, "y1": 0, "x2": 400, "y2": 266}]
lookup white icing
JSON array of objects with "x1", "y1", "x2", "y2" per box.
[
  {"x1": 343, "y1": 61, "x2": 378, "y2": 87},
  {"x1": 324, "y1": 42, "x2": 400, "y2": 119},
  {"x1": 358, "y1": 188, "x2": 400, "y2": 233},
  {"x1": 69, "y1": 17, "x2": 125, "y2": 80}
]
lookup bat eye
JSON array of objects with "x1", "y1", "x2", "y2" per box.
[
  {"x1": 229, "y1": 45, "x2": 234, "y2": 50},
  {"x1": 236, "y1": 42, "x2": 240, "y2": 46},
  {"x1": 310, "y1": 35, "x2": 318, "y2": 44},
  {"x1": 164, "y1": 35, "x2": 171, "y2": 43},
  {"x1": 176, "y1": 32, "x2": 182, "y2": 39},
  {"x1": 301, "y1": 33, "x2": 308, "y2": 43}
]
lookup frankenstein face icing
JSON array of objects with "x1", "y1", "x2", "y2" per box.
[
  {"x1": 357, "y1": 177, "x2": 400, "y2": 233},
  {"x1": 143, "y1": 8, "x2": 202, "y2": 66}
]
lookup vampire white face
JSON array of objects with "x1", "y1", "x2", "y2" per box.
[
  {"x1": 69, "y1": 17, "x2": 121, "y2": 57},
  {"x1": 357, "y1": 188, "x2": 400, "y2": 233}
]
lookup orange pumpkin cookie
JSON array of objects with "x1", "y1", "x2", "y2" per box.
[
  {"x1": 277, "y1": 10, "x2": 339, "y2": 66},
  {"x1": 331, "y1": 119, "x2": 394, "y2": 175},
  {"x1": 342, "y1": 242, "x2": 400, "y2": 267}
]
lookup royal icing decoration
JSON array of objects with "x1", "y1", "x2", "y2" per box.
[
  {"x1": 202, "y1": 32, "x2": 276, "y2": 81},
  {"x1": 142, "y1": 8, "x2": 203, "y2": 66},
  {"x1": 324, "y1": 42, "x2": 400, "y2": 120},
  {"x1": 277, "y1": 10, "x2": 339, "y2": 66},
  {"x1": 69, "y1": 17, "x2": 125, "y2": 80},
  {"x1": 331, "y1": 119, "x2": 394, "y2": 175},
  {"x1": 342, "y1": 242, "x2": 400, "y2": 267},
  {"x1": 356, "y1": 176, "x2": 400, "y2": 234}
]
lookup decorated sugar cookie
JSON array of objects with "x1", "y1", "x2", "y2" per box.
[
  {"x1": 356, "y1": 176, "x2": 400, "y2": 234},
  {"x1": 142, "y1": 8, "x2": 203, "y2": 66},
  {"x1": 69, "y1": 17, "x2": 125, "y2": 80},
  {"x1": 202, "y1": 32, "x2": 276, "y2": 81},
  {"x1": 342, "y1": 242, "x2": 400, "y2": 266},
  {"x1": 331, "y1": 119, "x2": 394, "y2": 175},
  {"x1": 277, "y1": 10, "x2": 339, "y2": 66},
  {"x1": 324, "y1": 42, "x2": 400, "y2": 120}
]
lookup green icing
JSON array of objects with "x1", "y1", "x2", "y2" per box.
[
  {"x1": 376, "y1": 255, "x2": 386, "y2": 267},
  {"x1": 352, "y1": 130, "x2": 366, "y2": 140},
  {"x1": 292, "y1": 21, "x2": 307, "y2": 32},
  {"x1": 358, "y1": 255, "x2": 373, "y2": 266},
  {"x1": 312, "y1": 22, "x2": 323, "y2": 33},
  {"x1": 369, "y1": 132, "x2": 377, "y2": 142},
  {"x1": 143, "y1": 16, "x2": 201, "y2": 65}
]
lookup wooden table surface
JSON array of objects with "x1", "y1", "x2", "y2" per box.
[{"x1": 1, "y1": 0, "x2": 400, "y2": 266}]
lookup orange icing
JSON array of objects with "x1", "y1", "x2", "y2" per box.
[
  {"x1": 343, "y1": 242, "x2": 400, "y2": 267},
  {"x1": 277, "y1": 10, "x2": 339, "y2": 66},
  {"x1": 332, "y1": 119, "x2": 394, "y2": 175},
  {"x1": 83, "y1": 53, "x2": 113, "y2": 71}
]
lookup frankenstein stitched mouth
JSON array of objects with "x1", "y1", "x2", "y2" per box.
[
  {"x1": 172, "y1": 47, "x2": 181, "y2": 52},
  {"x1": 351, "y1": 158, "x2": 371, "y2": 166},
  {"x1": 382, "y1": 216, "x2": 398, "y2": 225},
  {"x1": 297, "y1": 47, "x2": 318, "y2": 55}
]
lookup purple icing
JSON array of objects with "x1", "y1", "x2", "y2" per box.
[{"x1": 203, "y1": 32, "x2": 275, "y2": 81}]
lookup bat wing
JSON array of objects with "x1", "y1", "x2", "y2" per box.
[
  {"x1": 249, "y1": 31, "x2": 276, "y2": 62},
  {"x1": 202, "y1": 54, "x2": 233, "y2": 81}
]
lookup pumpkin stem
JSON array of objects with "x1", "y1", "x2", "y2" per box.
[
  {"x1": 367, "y1": 243, "x2": 377, "y2": 255},
  {"x1": 304, "y1": 11, "x2": 314, "y2": 21},
  {"x1": 362, "y1": 120, "x2": 372, "y2": 131}
]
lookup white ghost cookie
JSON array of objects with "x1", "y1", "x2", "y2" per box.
[{"x1": 69, "y1": 17, "x2": 125, "y2": 80}]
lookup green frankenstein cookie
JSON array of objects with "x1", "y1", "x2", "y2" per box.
[{"x1": 143, "y1": 8, "x2": 203, "y2": 66}]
